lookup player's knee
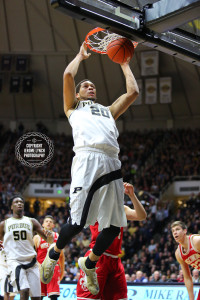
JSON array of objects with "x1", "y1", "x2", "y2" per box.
[
  {"x1": 56, "y1": 222, "x2": 84, "y2": 249},
  {"x1": 111, "y1": 225, "x2": 120, "y2": 236},
  {"x1": 60, "y1": 222, "x2": 83, "y2": 235},
  {"x1": 105, "y1": 225, "x2": 120, "y2": 238},
  {"x1": 20, "y1": 288, "x2": 29, "y2": 296}
]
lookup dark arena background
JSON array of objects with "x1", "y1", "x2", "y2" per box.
[{"x1": 0, "y1": 0, "x2": 200, "y2": 299}]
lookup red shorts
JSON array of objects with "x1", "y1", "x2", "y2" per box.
[
  {"x1": 76, "y1": 250, "x2": 127, "y2": 300},
  {"x1": 41, "y1": 265, "x2": 60, "y2": 296},
  {"x1": 197, "y1": 289, "x2": 200, "y2": 300}
]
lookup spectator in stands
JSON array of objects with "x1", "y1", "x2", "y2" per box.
[
  {"x1": 73, "y1": 271, "x2": 80, "y2": 282},
  {"x1": 134, "y1": 270, "x2": 148, "y2": 283},
  {"x1": 160, "y1": 274, "x2": 167, "y2": 282},
  {"x1": 192, "y1": 269, "x2": 200, "y2": 283},
  {"x1": 177, "y1": 269, "x2": 184, "y2": 282},
  {"x1": 148, "y1": 239, "x2": 157, "y2": 253},
  {"x1": 125, "y1": 274, "x2": 131, "y2": 282},
  {"x1": 168, "y1": 273, "x2": 178, "y2": 282},
  {"x1": 130, "y1": 273, "x2": 136, "y2": 282},
  {"x1": 150, "y1": 270, "x2": 161, "y2": 282}
]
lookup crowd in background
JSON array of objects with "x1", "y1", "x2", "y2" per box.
[{"x1": 0, "y1": 123, "x2": 200, "y2": 283}]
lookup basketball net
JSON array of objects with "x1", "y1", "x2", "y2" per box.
[{"x1": 85, "y1": 27, "x2": 138, "y2": 54}]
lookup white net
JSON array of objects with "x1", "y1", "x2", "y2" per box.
[{"x1": 86, "y1": 29, "x2": 123, "y2": 53}]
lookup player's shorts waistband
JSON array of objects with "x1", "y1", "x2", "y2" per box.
[
  {"x1": 75, "y1": 147, "x2": 119, "y2": 158},
  {"x1": 89, "y1": 249, "x2": 119, "y2": 258},
  {"x1": 103, "y1": 252, "x2": 119, "y2": 258}
]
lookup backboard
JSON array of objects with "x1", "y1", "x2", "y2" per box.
[{"x1": 50, "y1": 0, "x2": 200, "y2": 66}]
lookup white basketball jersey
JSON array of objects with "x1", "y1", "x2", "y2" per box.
[
  {"x1": 4, "y1": 216, "x2": 36, "y2": 262},
  {"x1": 0, "y1": 248, "x2": 7, "y2": 268},
  {"x1": 69, "y1": 101, "x2": 120, "y2": 154}
]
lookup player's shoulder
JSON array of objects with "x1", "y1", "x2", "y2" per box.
[
  {"x1": 191, "y1": 234, "x2": 200, "y2": 240},
  {"x1": 23, "y1": 215, "x2": 31, "y2": 221},
  {"x1": 191, "y1": 234, "x2": 200, "y2": 251},
  {"x1": 0, "y1": 220, "x2": 5, "y2": 226}
]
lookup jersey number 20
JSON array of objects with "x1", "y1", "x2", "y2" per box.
[
  {"x1": 13, "y1": 230, "x2": 27, "y2": 240},
  {"x1": 90, "y1": 106, "x2": 110, "y2": 118}
]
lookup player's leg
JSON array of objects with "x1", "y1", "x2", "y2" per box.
[
  {"x1": 41, "y1": 281, "x2": 47, "y2": 299},
  {"x1": 102, "y1": 258, "x2": 127, "y2": 300},
  {"x1": 3, "y1": 293, "x2": 9, "y2": 300},
  {"x1": 1, "y1": 272, "x2": 16, "y2": 300},
  {"x1": 8, "y1": 264, "x2": 31, "y2": 300},
  {"x1": 30, "y1": 297, "x2": 40, "y2": 300},
  {"x1": 27, "y1": 264, "x2": 41, "y2": 300},
  {"x1": 40, "y1": 222, "x2": 83, "y2": 284},
  {"x1": 47, "y1": 265, "x2": 60, "y2": 299},
  {"x1": 197, "y1": 289, "x2": 200, "y2": 300},
  {"x1": 0, "y1": 275, "x2": 10, "y2": 300},
  {"x1": 78, "y1": 178, "x2": 122, "y2": 296},
  {"x1": 77, "y1": 251, "x2": 108, "y2": 300},
  {"x1": 78, "y1": 155, "x2": 124, "y2": 295},
  {"x1": 79, "y1": 224, "x2": 120, "y2": 268},
  {"x1": 8, "y1": 294, "x2": 16, "y2": 300},
  {"x1": 19, "y1": 289, "x2": 30, "y2": 300}
]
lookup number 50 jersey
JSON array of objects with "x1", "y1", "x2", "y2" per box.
[
  {"x1": 4, "y1": 216, "x2": 36, "y2": 263},
  {"x1": 69, "y1": 101, "x2": 120, "y2": 155}
]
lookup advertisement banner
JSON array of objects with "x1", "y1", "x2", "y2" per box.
[{"x1": 8, "y1": 283, "x2": 199, "y2": 300}]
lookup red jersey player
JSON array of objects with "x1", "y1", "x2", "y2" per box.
[
  {"x1": 77, "y1": 182, "x2": 147, "y2": 300},
  {"x1": 171, "y1": 221, "x2": 200, "y2": 300},
  {"x1": 34, "y1": 216, "x2": 65, "y2": 300}
]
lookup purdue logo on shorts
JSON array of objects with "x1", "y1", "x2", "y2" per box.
[{"x1": 73, "y1": 187, "x2": 82, "y2": 194}]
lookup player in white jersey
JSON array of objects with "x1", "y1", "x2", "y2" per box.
[
  {"x1": 40, "y1": 41, "x2": 139, "y2": 295},
  {"x1": 0, "y1": 247, "x2": 16, "y2": 300},
  {"x1": 0, "y1": 194, "x2": 54, "y2": 300}
]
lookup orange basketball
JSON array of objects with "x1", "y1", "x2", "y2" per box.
[{"x1": 107, "y1": 38, "x2": 135, "y2": 64}]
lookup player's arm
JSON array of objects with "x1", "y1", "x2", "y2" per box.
[
  {"x1": 109, "y1": 63, "x2": 139, "y2": 120},
  {"x1": 63, "y1": 41, "x2": 91, "y2": 116},
  {"x1": 192, "y1": 235, "x2": 200, "y2": 252},
  {"x1": 59, "y1": 250, "x2": 65, "y2": 281},
  {"x1": 33, "y1": 234, "x2": 40, "y2": 250},
  {"x1": 123, "y1": 182, "x2": 147, "y2": 221},
  {"x1": 31, "y1": 218, "x2": 54, "y2": 244},
  {"x1": 0, "y1": 221, "x2": 5, "y2": 249},
  {"x1": 175, "y1": 249, "x2": 194, "y2": 300}
]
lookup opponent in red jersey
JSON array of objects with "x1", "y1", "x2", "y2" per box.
[
  {"x1": 171, "y1": 221, "x2": 200, "y2": 300},
  {"x1": 34, "y1": 216, "x2": 65, "y2": 300},
  {"x1": 77, "y1": 182, "x2": 147, "y2": 300}
]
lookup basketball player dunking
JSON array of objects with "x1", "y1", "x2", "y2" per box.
[{"x1": 40, "y1": 41, "x2": 139, "y2": 295}]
